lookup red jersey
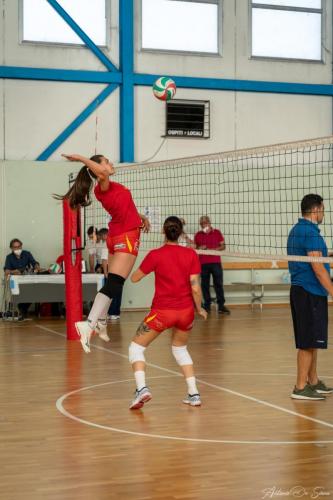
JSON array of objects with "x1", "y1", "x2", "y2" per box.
[
  {"x1": 94, "y1": 181, "x2": 142, "y2": 237},
  {"x1": 140, "y1": 244, "x2": 201, "y2": 310},
  {"x1": 194, "y1": 229, "x2": 224, "y2": 265}
]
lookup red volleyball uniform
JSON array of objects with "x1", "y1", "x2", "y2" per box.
[
  {"x1": 139, "y1": 244, "x2": 201, "y2": 332},
  {"x1": 94, "y1": 181, "x2": 141, "y2": 237},
  {"x1": 94, "y1": 181, "x2": 142, "y2": 256}
]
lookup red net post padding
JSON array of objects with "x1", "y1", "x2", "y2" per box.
[{"x1": 63, "y1": 199, "x2": 83, "y2": 340}]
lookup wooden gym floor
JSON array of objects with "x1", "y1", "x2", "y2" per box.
[{"x1": 1, "y1": 307, "x2": 333, "y2": 500}]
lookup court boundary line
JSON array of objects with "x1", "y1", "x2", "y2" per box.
[{"x1": 37, "y1": 325, "x2": 333, "y2": 444}]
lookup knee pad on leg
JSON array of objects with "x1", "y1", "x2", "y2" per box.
[
  {"x1": 129, "y1": 341, "x2": 146, "y2": 364},
  {"x1": 100, "y1": 273, "x2": 125, "y2": 300},
  {"x1": 172, "y1": 345, "x2": 193, "y2": 366}
]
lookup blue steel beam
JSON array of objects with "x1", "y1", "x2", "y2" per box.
[
  {"x1": 37, "y1": 84, "x2": 118, "y2": 160},
  {"x1": 0, "y1": 66, "x2": 122, "y2": 84},
  {"x1": 1, "y1": 65, "x2": 333, "y2": 96},
  {"x1": 119, "y1": 0, "x2": 134, "y2": 163},
  {"x1": 134, "y1": 73, "x2": 333, "y2": 97},
  {"x1": 46, "y1": 0, "x2": 118, "y2": 72}
]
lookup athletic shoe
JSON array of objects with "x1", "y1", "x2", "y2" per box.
[
  {"x1": 129, "y1": 387, "x2": 152, "y2": 410},
  {"x1": 183, "y1": 393, "x2": 202, "y2": 406},
  {"x1": 95, "y1": 320, "x2": 110, "y2": 342},
  {"x1": 291, "y1": 384, "x2": 326, "y2": 400},
  {"x1": 107, "y1": 315, "x2": 120, "y2": 321},
  {"x1": 310, "y1": 380, "x2": 333, "y2": 394},
  {"x1": 218, "y1": 306, "x2": 231, "y2": 315},
  {"x1": 75, "y1": 321, "x2": 93, "y2": 353}
]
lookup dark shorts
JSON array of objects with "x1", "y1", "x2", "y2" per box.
[{"x1": 290, "y1": 285, "x2": 328, "y2": 349}]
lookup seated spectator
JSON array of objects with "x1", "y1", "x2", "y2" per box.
[
  {"x1": 4, "y1": 238, "x2": 40, "y2": 318},
  {"x1": 4, "y1": 239, "x2": 39, "y2": 276}
]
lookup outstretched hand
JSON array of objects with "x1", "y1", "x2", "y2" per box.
[{"x1": 62, "y1": 154, "x2": 82, "y2": 162}]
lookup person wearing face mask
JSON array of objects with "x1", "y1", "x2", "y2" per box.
[
  {"x1": 287, "y1": 194, "x2": 333, "y2": 400},
  {"x1": 194, "y1": 216, "x2": 230, "y2": 315},
  {"x1": 4, "y1": 239, "x2": 39, "y2": 276},
  {"x1": 4, "y1": 239, "x2": 40, "y2": 319}
]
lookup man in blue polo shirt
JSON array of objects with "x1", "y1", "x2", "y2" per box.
[
  {"x1": 4, "y1": 238, "x2": 39, "y2": 276},
  {"x1": 287, "y1": 194, "x2": 333, "y2": 400},
  {"x1": 4, "y1": 238, "x2": 40, "y2": 319}
]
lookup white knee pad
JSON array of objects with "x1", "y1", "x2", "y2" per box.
[
  {"x1": 172, "y1": 345, "x2": 193, "y2": 366},
  {"x1": 129, "y1": 341, "x2": 146, "y2": 364}
]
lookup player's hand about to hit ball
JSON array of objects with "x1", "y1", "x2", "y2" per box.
[{"x1": 62, "y1": 154, "x2": 82, "y2": 162}]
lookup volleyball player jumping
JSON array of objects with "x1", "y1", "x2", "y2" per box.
[
  {"x1": 128, "y1": 216, "x2": 207, "y2": 410},
  {"x1": 57, "y1": 154, "x2": 150, "y2": 352}
]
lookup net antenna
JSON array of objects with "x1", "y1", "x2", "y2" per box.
[{"x1": 84, "y1": 135, "x2": 333, "y2": 265}]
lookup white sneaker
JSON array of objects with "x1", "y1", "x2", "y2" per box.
[
  {"x1": 129, "y1": 387, "x2": 152, "y2": 410},
  {"x1": 75, "y1": 321, "x2": 93, "y2": 353},
  {"x1": 95, "y1": 320, "x2": 110, "y2": 342},
  {"x1": 183, "y1": 394, "x2": 201, "y2": 407},
  {"x1": 107, "y1": 315, "x2": 120, "y2": 322}
]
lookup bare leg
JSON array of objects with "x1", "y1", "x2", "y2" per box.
[
  {"x1": 88, "y1": 252, "x2": 137, "y2": 328},
  {"x1": 308, "y1": 348, "x2": 318, "y2": 385},
  {"x1": 128, "y1": 322, "x2": 161, "y2": 409},
  {"x1": 296, "y1": 349, "x2": 314, "y2": 390}
]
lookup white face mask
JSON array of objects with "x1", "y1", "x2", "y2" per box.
[
  {"x1": 202, "y1": 226, "x2": 210, "y2": 233},
  {"x1": 14, "y1": 249, "x2": 22, "y2": 257}
]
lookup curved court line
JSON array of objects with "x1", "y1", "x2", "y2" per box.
[
  {"x1": 36, "y1": 326, "x2": 333, "y2": 444},
  {"x1": 56, "y1": 378, "x2": 333, "y2": 445}
]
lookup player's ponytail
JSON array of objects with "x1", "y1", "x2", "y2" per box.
[
  {"x1": 164, "y1": 216, "x2": 183, "y2": 242},
  {"x1": 54, "y1": 154, "x2": 104, "y2": 209}
]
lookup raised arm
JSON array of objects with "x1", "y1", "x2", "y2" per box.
[{"x1": 62, "y1": 154, "x2": 114, "y2": 191}]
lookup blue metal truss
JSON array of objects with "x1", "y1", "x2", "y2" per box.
[{"x1": 0, "y1": 0, "x2": 332, "y2": 162}]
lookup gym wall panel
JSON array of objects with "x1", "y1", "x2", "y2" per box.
[
  {"x1": 4, "y1": 81, "x2": 119, "y2": 161},
  {"x1": 236, "y1": 93, "x2": 332, "y2": 150}
]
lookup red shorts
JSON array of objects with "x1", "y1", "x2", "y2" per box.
[
  {"x1": 107, "y1": 229, "x2": 140, "y2": 256},
  {"x1": 142, "y1": 306, "x2": 194, "y2": 333}
]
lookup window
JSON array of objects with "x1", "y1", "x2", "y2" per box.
[
  {"x1": 142, "y1": 0, "x2": 219, "y2": 54},
  {"x1": 251, "y1": 0, "x2": 322, "y2": 60},
  {"x1": 22, "y1": 0, "x2": 107, "y2": 46},
  {"x1": 166, "y1": 100, "x2": 210, "y2": 138}
]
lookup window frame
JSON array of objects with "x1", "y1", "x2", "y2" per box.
[
  {"x1": 249, "y1": 0, "x2": 325, "y2": 63},
  {"x1": 19, "y1": 0, "x2": 110, "y2": 49},
  {"x1": 140, "y1": 0, "x2": 223, "y2": 57}
]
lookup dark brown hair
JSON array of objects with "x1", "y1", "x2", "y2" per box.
[
  {"x1": 301, "y1": 194, "x2": 323, "y2": 215},
  {"x1": 54, "y1": 155, "x2": 103, "y2": 209},
  {"x1": 163, "y1": 216, "x2": 183, "y2": 242}
]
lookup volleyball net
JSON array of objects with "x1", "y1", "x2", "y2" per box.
[{"x1": 83, "y1": 136, "x2": 333, "y2": 263}]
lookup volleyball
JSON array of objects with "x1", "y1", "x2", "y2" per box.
[
  {"x1": 153, "y1": 77, "x2": 176, "y2": 101},
  {"x1": 48, "y1": 262, "x2": 62, "y2": 274}
]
